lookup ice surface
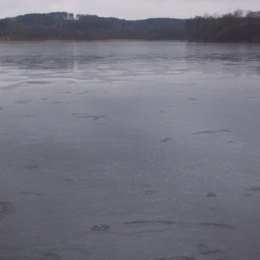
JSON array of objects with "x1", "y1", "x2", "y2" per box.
[{"x1": 0, "y1": 42, "x2": 260, "y2": 260}]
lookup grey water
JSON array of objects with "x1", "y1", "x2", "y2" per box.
[{"x1": 0, "y1": 42, "x2": 260, "y2": 260}]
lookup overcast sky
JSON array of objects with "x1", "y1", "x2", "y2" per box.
[{"x1": 1, "y1": 0, "x2": 260, "y2": 20}]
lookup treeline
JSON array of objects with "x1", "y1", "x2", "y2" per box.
[
  {"x1": 0, "y1": 12, "x2": 186, "y2": 41},
  {"x1": 2, "y1": 10, "x2": 260, "y2": 42},
  {"x1": 186, "y1": 9, "x2": 260, "y2": 42}
]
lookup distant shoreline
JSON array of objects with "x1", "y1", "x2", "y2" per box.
[{"x1": 0, "y1": 39, "x2": 188, "y2": 44}]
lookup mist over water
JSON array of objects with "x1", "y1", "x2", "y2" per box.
[{"x1": 0, "y1": 42, "x2": 260, "y2": 260}]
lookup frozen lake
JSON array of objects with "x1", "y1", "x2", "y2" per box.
[{"x1": 0, "y1": 42, "x2": 260, "y2": 260}]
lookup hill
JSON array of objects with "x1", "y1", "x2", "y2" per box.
[{"x1": 0, "y1": 12, "x2": 187, "y2": 41}]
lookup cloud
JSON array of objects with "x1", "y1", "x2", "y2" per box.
[{"x1": 0, "y1": 0, "x2": 260, "y2": 19}]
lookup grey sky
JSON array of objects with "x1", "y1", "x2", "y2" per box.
[{"x1": 0, "y1": 0, "x2": 260, "y2": 20}]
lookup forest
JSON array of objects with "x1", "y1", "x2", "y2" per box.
[
  {"x1": 0, "y1": 12, "x2": 186, "y2": 41},
  {"x1": 1, "y1": 10, "x2": 260, "y2": 42},
  {"x1": 186, "y1": 9, "x2": 260, "y2": 43}
]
